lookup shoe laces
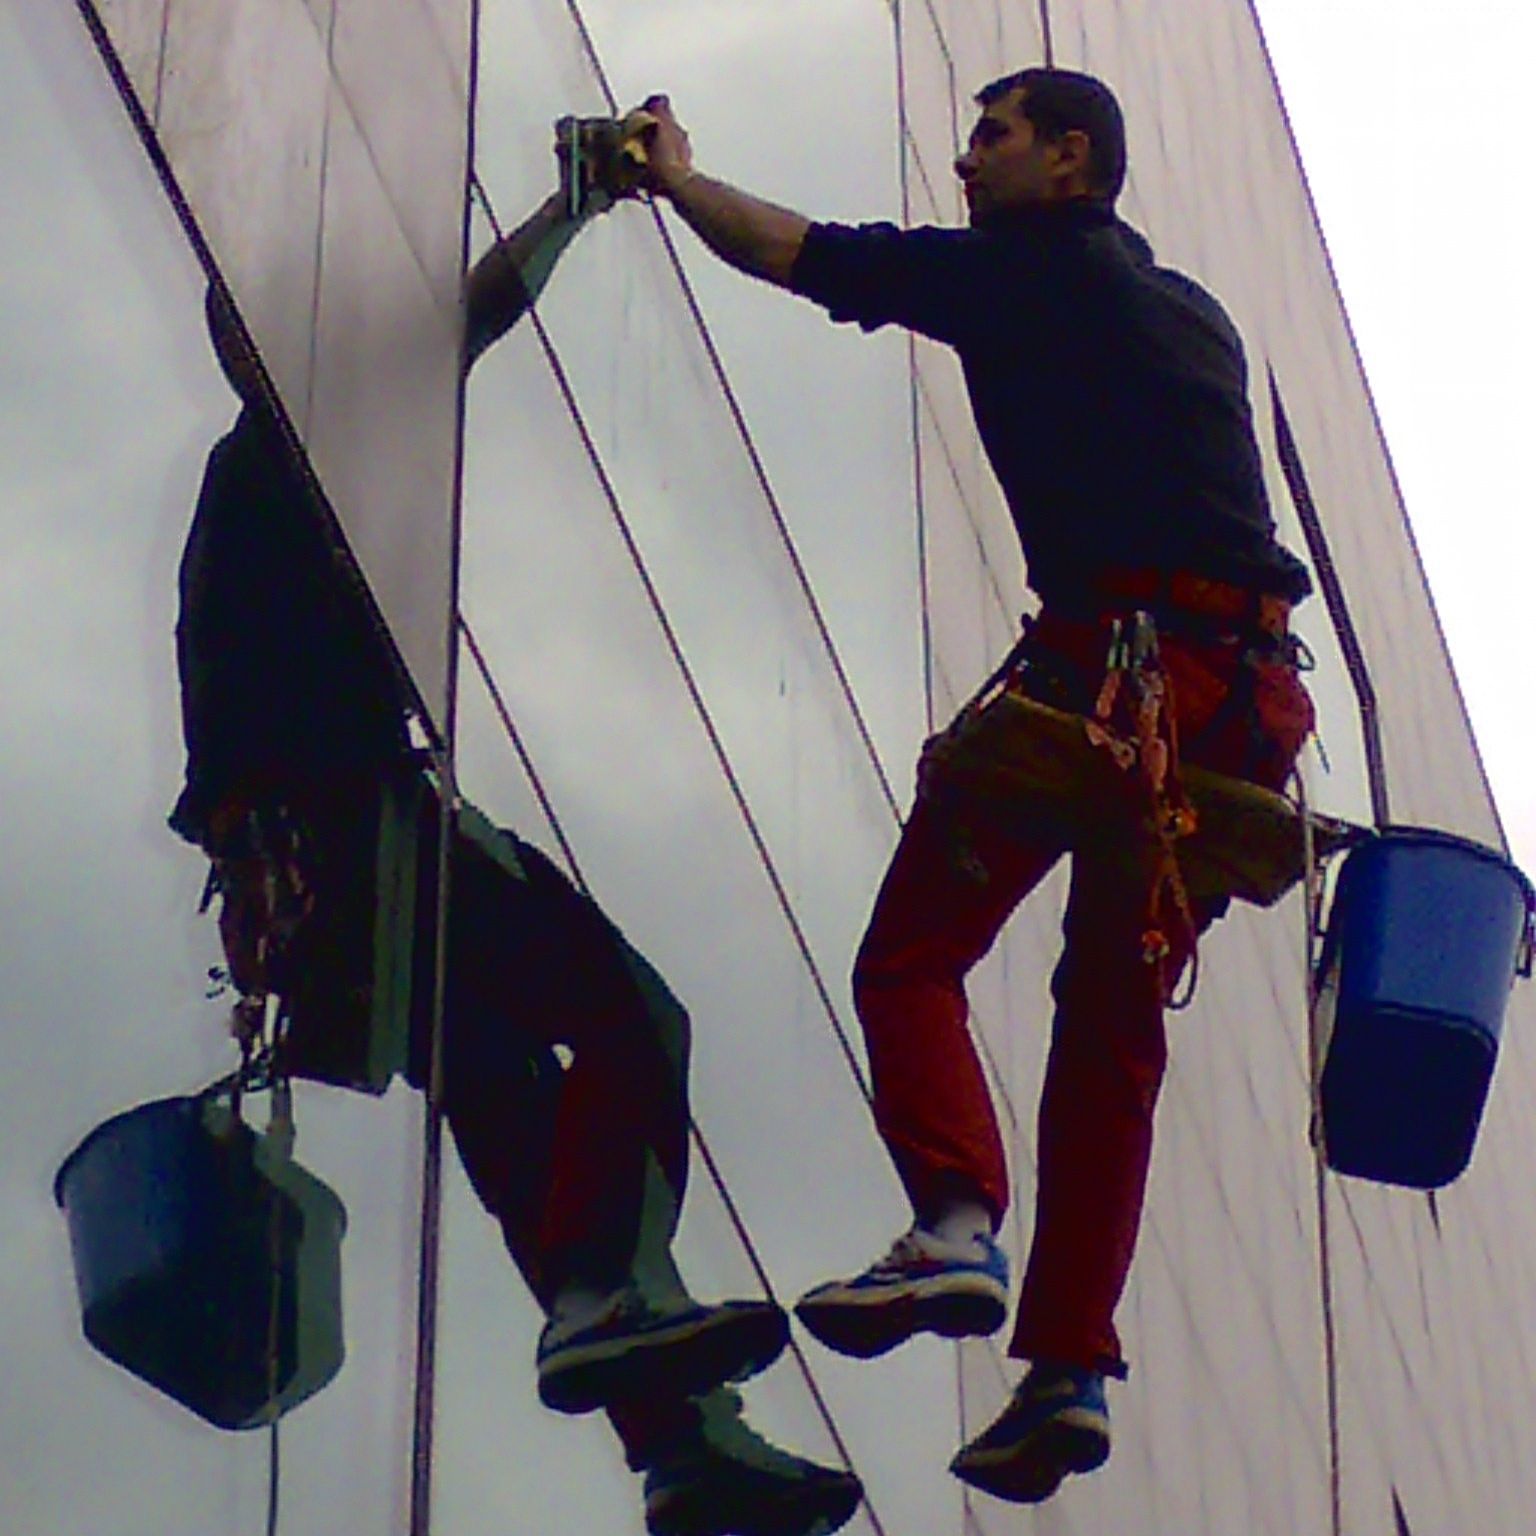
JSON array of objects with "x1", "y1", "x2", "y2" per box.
[{"x1": 873, "y1": 1227, "x2": 965, "y2": 1275}]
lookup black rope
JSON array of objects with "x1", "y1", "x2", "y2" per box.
[
  {"x1": 408, "y1": 3, "x2": 484, "y2": 1527},
  {"x1": 470, "y1": 177, "x2": 874, "y2": 1107},
  {"x1": 457, "y1": 618, "x2": 883, "y2": 1521},
  {"x1": 553, "y1": 0, "x2": 903, "y2": 824},
  {"x1": 265, "y1": 1422, "x2": 280, "y2": 1536}
]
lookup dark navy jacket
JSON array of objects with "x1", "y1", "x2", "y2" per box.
[
  {"x1": 790, "y1": 201, "x2": 1311, "y2": 606},
  {"x1": 170, "y1": 259, "x2": 536, "y2": 844},
  {"x1": 170, "y1": 407, "x2": 410, "y2": 842}
]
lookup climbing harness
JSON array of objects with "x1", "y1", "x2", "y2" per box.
[
  {"x1": 1082, "y1": 612, "x2": 1201, "y2": 1007},
  {"x1": 919, "y1": 600, "x2": 1363, "y2": 1008},
  {"x1": 921, "y1": 608, "x2": 1203, "y2": 1002},
  {"x1": 206, "y1": 798, "x2": 318, "y2": 1011},
  {"x1": 204, "y1": 780, "x2": 418, "y2": 1093}
]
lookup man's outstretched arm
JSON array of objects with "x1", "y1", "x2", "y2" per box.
[
  {"x1": 464, "y1": 188, "x2": 606, "y2": 366},
  {"x1": 641, "y1": 96, "x2": 810, "y2": 287}
]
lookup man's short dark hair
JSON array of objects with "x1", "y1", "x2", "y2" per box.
[{"x1": 976, "y1": 68, "x2": 1127, "y2": 202}]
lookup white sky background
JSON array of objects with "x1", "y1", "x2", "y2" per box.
[{"x1": 1253, "y1": 0, "x2": 1536, "y2": 872}]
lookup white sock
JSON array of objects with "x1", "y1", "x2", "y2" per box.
[{"x1": 920, "y1": 1201, "x2": 994, "y2": 1250}]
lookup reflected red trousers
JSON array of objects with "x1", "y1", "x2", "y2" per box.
[
  {"x1": 852, "y1": 611, "x2": 1314, "y2": 1377},
  {"x1": 218, "y1": 783, "x2": 702, "y2": 1467}
]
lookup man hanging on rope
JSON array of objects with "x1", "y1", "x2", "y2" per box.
[
  {"x1": 172, "y1": 134, "x2": 861, "y2": 1536},
  {"x1": 632, "y1": 69, "x2": 1316, "y2": 1502}
]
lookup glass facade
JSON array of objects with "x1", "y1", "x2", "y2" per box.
[
  {"x1": 78, "y1": 0, "x2": 469, "y2": 729},
  {"x1": 6, "y1": 3, "x2": 1535, "y2": 1535}
]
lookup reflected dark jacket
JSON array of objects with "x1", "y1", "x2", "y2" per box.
[
  {"x1": 790, "y1": 201, "x2": 1311, "y2": 606},
  {"x1": 170, "y1": 406, "x2": 410, "y2": 843},
  {"x1": 169, "y1": 251, "x2": 539, "y2": 845}
]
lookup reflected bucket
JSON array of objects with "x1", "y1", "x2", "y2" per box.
[
  {"x1": 1315, "y1": 827, "x2": 1533, "y2": 1188},
  {"x1": 54, "y1": 1093, "x2": 346, "y2": 1429}
]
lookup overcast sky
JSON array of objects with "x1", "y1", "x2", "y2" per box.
[{"x1": 1253, "y1": 0, "x2": 1536, "y2": 870}]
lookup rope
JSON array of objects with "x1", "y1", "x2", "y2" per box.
[
  {"x1": 456, "y1": 615, "x2": 887, "y2": 1534},
  {"x1": 553, "y1": 0, "x2": 901, "y2": 822},
  {"x1": 264, "y1": 1079, "x2": 286, "y2": 1536},
  {"x1": 407, "y1": 4, "x2": 483, "y2": 1526},
  {"x1": 470, "y1": 179, "x2": 873, "y2": 1109},
  {"x1": 474, "y1": 31, "x2": 1035, "y2": 1140},
  {"x1": 894, "y1": 10, "x2": 938, "y2": 741},
  {"x1": 265, "y1": 1422, "x2": 280, "y2": 1536},
  {"x1": 245, "y1": 872, "x2": 294, "y2": 1536},
  {"x1": 459, "y1": 618, "x2": 588, "y2": 885},
  {"x1": 1297, "y1": 769, "x2": 1343, "y2": 1536},
  {"x1": 889, "y1": 11, "x2": 1025, "y2": 1146},
  {"x1": 250, "y1": 993, "x2": 291, "y2": 1536},
  {"x1": 913, "y1": 369, "x2": 1017, "y2": 626}
]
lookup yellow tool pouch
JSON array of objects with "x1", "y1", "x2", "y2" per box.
[{"x1": 920, "y1": 689, "x2": 1359, "y2": 909}]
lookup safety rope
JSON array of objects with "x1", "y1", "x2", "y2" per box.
[
  {"x1": 913, "y1": 369, "x2": 1017, "y2": 624},
  {"x1": 251, "y1": 876, "x2": 293, "y2": 1536},
  {"x1": 223, "y1": 980, "x2": 292, "y2": 1536},
  {"x1": 887, "y1": 24, "x2": 1027, "y2": 1144},
  {"x1": 457, "y1": 613, "x2": 886, "y2": 1535},
  {"x1": 263, "y1": 1084, "x2": 289, "y2": 1536},
  {"x1": 469, "y1": 181, "x2": 874, "y2": 1113},
  {"x1": 893, "y1": 4, "x2": 933, "y2": 742},
  {"x1": 262, "y1": 1034, "x2": 291, "y2": 1536},
  {"x1": 1297, "y1": 767, "x2": 1344, "y2": 1536},
  {"x1": 208, "y1": 806, "x2": 305, "y2": 1536},
  {"x1": 409, "y1": 7, "x2": 481, "y2": 1525},
  {"x1": 550, "y1": 5, "x2": 902, "y2": 824},
  {"x1": 265, "y1": 1421, "x2": 280, "y2": 1536}
]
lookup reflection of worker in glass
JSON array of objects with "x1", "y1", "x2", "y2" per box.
[
  {"x1": 630, "y1": 70, "x2": 1316, "y2": 1502},
  {"x1": 171, "y1": 142, "x2": 860, "y2": 1536}
]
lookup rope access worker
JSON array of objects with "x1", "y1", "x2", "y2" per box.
[
  {"x1": 171, "y1": 149, "x2": 861, "y2": 1536},
  {"x1": 631, "y1": 68, "x2": 1316, "y2": 1503}
]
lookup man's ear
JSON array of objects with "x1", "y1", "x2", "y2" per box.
[{"x1": 1048, "y1": 128, "x2": 1093, "y2": 185}]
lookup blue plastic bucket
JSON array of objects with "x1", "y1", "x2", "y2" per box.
[
  {"x1": 54, "y1": 1094, "x2": 346, "y2": 1429},
  {"x1": 1316, "y1": 827, "x2": 1533, "y2": 1188}
]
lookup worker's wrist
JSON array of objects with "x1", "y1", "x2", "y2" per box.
[{"x1": 654, "y1": 163, "x2": 701, "y2": 201}]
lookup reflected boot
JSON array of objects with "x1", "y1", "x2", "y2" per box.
[
  {"x1": 643, "y1": 1391, "x2": 864, "y2": 1536},
  {"x1": 950, "y1": 1362, "x2": 1110, "y2": 1504},
  {"x1": 537, "y1": 1283, "x2": 789, "y2": 1415}
]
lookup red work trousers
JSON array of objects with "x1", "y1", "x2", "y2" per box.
[{"x1": 852, "y1": 611, "x2": 1314, "y2": 1377}]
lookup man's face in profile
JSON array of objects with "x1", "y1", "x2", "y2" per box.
[{"x1": 953, "y1": 89, "x2": 1090, "y2": 226}]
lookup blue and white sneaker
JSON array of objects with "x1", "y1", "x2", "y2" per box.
[
  {"x1": 950, "y1": 1363, "x2": 1110, "y2": 1504},
  {"x1": 794, "y1": 1228, "x2": 1009, "y2": 1359},
  {"x1": 537, "y1": 1287, "x2": 788, "y2": 1415}
]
